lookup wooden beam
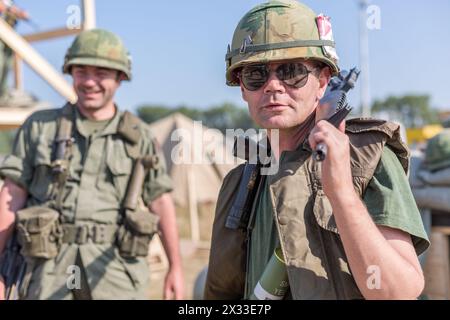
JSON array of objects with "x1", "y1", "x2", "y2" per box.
[
  {"x1": 423, "y1": 230, "x2": 450, "y2": 299},
  {"x1": 22, "y1": 27, "x2": 81, "y2": 43},
  {"x1": 0, "y1": 19, "x2": 77, "y2": 104},
  {"x1": 0, "y1": 107, "x2": 41, "y2": 130},
  {"x1": 82, "y1": 0, "x2": 96, "y2": 30}
]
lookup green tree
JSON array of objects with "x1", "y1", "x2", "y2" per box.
[
  {"x1": 136, "y1": 105, "x2": 174, "y2": 124},
  {"x1": 136, "y1": 103, "x2": 255, "y2": 133},
  {"x1": 371, "y1": 95, "x2": 439, "y2": 128},
  {"x1": 202, "y1": 103, "x2": 255, "y2": 133}
]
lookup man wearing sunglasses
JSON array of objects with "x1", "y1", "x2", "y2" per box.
[{"x1": 205, "y1": 0, "x2": 429, "y2": 300}]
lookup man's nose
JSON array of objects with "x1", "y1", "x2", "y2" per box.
[
  {"x1": 80, "y1": 75, "x2": 97, "y2": 87},
  {"x1": 263, "y1": 71, "x2": 285, "y2": 94}
]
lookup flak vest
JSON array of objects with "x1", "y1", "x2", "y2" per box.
[{"x1": 205, "y1": 118, "x2": 410, "y2": 300}]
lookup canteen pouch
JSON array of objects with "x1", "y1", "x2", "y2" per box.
[{"x1": 15, "y1": 206, "x2": 62, "y2": 259}]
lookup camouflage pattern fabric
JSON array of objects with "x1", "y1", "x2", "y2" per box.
[
  {"x1": 63, "y1": 29, "x2": 132, "y2": 80},
  {"x1": 226, "y1": 0, "x2": 339, "y2": 86}
]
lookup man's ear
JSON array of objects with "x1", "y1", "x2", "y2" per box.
[
  {"x1": 317, "y1": 67, "x2": 331, "y2": 100},
  {"x1": 240, "y1": 82, "x2": 249, "y2": 103},
  {"x1": 117, "y1": 72, "x2": 127, "y2": 82}
]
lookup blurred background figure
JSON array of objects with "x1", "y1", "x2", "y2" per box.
[
  {"x1": 410, "y1": 126, "x2": 450, "y2": 299},
  {"x1": 0, "y1": 0, "x2": 29, "y2": 98}
]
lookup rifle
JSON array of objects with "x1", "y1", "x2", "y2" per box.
[
  {"x1": 312, "y1": 68, "x2": 360, "y2": 162},
  {"x1": 0, "y1": 232, "x2": 26, "y2": 300},
  {"x1": 225, "y1": 136, "x2": 267, "y2": 230}
]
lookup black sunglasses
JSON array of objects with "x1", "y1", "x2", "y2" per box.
[{"x1": 238, "y1": 62, "x2": 319, "y2": 91}]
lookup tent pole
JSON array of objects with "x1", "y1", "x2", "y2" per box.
[
  {"x1": 187, "y1": 166, "x2": 201, "y2": 244},
  {"x1": 82, "y1": 0, "x2": 96, "y2": 30}
]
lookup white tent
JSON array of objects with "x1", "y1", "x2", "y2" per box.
[{"x1": 148, "y1": 113, "x2": 241, "y2": 242}]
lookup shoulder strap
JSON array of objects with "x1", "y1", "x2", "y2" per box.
[
  {"x1": 309, "y1": 118, "x2": 410, "y2": 197},
  {"x1": 117, "y1": 111, "x2": 161, "y2": 210},
  {"x1": 117, "y1": 111, "x2": 142, "y2": 159},
  {"x1": 53, "y1": 104, "x2": 74, "y2": 164},
  {"x1": 50, "y1": 104, "x2": 75, "y2": 211},
  {"x1": 346, "y1": 118, "x2": 409, "y2": 174}
]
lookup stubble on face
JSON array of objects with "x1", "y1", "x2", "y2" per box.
[
  {"x1": 72, "y1": 65, "x2": 121, "y2": 113},
  {"x1": 242, "y1": 62, "x2": 322, "y2": 131}
]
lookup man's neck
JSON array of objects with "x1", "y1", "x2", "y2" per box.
[
  {"x1": 76, "y1": 102, "x2": 116, "y2": 121},
  {"x1": 268, "y1": 111, "x2": 316, "y2": 159}
]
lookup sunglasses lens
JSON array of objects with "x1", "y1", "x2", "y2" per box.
[
  {"x1": 241, "y1": 65, "x2": 268, "y2": 91},
  {"x1": 240, "y1": 63, "x2": 312, "y2": 90},
  {"x1": 277, "y1": 63, "x2": 309, "y2": 88}
]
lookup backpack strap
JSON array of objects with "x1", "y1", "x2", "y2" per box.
[{"x1": 117, "y1": 111, "x2": 160, "y2": 210}]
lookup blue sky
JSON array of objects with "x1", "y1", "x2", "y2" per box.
[{"x1": 13, "y1": 0, "x2": 450, "y2": 113}]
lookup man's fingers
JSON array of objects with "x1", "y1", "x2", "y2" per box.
[
  {"x1": 309, "y1": 120, "x2": 347, "y2": 154},
  {"x1": 338, "y1": 119, "x2": 346, "y2": 133},
  {"x1": 164, "y1": 285, "x2": 173, "y2": 300},
  {"x1": 311, "y1": 131, "x2": 329, "y2": 150},
  {"x1": 175, "y1": 287, "x2": 184, "y2": 300},
  {"x1": 0, "y1": 276, "x2": 6, "y2": 300}
]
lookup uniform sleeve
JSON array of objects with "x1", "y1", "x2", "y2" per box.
[
  {"x1": 0, "y1": 119, "x2": 34, "y2": 189},
  {"x1": 363, "y1": 147, "x2": 430, "y2": 256},
  {"x1": 142, "y1": 137, "x2": 173, "y2": 204}
]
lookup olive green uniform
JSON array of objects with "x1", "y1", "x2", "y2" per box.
[
  {"x1": 245, "y1": 147, "x2": 429, "y2": 299},
  {"x1": 205, "y1": 0, "x2": 430, "y2": 300},
  {"x1": 205, "y1": 119, "x2": 431, "y2": 300},
  {"x1": 0, "y1": 104, "x2": 173, "y2": 299}
]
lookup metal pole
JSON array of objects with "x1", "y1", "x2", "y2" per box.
[
  {"x1": 82, "y1": 0, "x2": 96, "y2": 30},
  {"x1": 359, "y1": 0, "x2": 371, "y2": 117},
  {"x1": 0, "y1": 19, "x2": 77, "y2": 103}
]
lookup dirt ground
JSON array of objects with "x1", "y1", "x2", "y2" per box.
[{"x1": 147, "y1": 239, "x2": 210, "y2": 300}]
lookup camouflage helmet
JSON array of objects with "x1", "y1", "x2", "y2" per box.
[
  {"x1": 423, "y1": 129, "x2": 450, "y2": 172},
  {"x1": 63, "y1": 29, "x2": 132, "y2": 80},
  {"x1": 226, "y1": 0, "x2": 340, "y2": 86}
]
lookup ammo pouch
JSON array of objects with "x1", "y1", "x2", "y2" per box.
[
  {"x1": 15, "y1": 206, "x2": 62, "y2": 259},
  {"x1": 116, "y1": 208, "x2": 159, "y2": 258}
]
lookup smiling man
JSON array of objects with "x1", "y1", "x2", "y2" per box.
[
  {"x1": 0, "y1": 29, "x2": 184, "y2": 300},
  {"x1": 205, "y1": 0, "x2": 429, "y2": 300}
]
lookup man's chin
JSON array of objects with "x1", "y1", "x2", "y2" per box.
[
  {"x1": 78, "y1": 100, "x2": 103, "y2": 110},
  {"x1": 258, "y1": 116, "x2": 296, "y2": 130}
]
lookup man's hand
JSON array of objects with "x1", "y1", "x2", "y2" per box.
[
  {"x1": 149, "y1": 193, "x2": 184, "y2": 300},
  {"x1": 0, "y1": 179, "x2": 28, "y2": 301},
  {"x1": 0, "y1": 274, "x2": 5, "y2": 300},
  {"x1": 163, "y1": 265, "x2": 184, "y2": 300},
  {"x1": 308, "y1": 120, "x2": 355, "y2": 201},
  {"x1": 309, "y1": 120, "x2": 425, "y2": 299}
]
